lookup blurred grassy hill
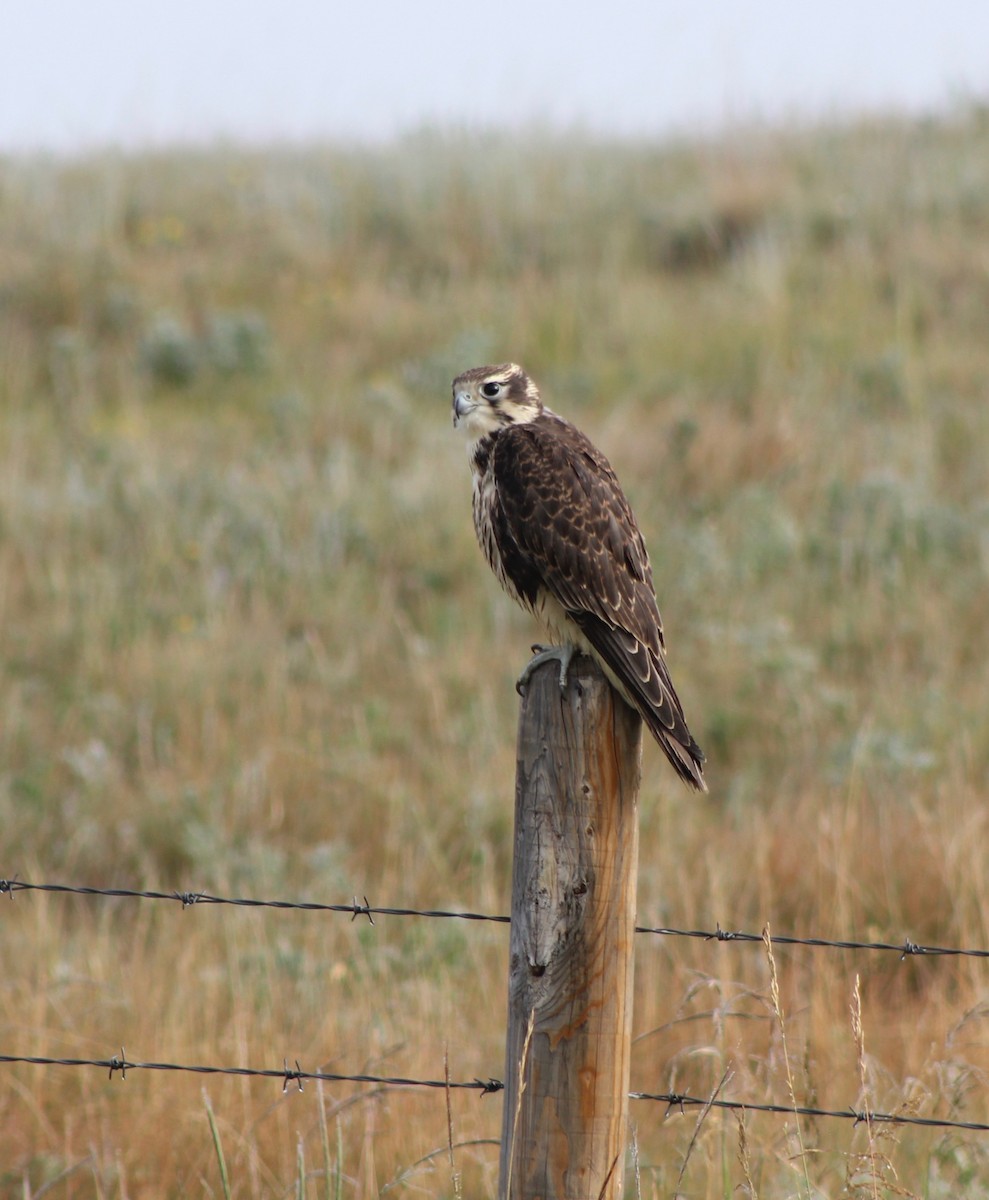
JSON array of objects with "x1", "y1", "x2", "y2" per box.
[{"x1": 2, "y1": 111, "x2": 989, "y2": 1196}]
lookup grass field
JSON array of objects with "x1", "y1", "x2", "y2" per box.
[{"x1": 2, "y1": 108, "x2": 989, "y2": 1197}]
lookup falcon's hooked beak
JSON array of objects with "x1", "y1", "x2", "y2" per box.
[{"x1": 452, "y1": 389, "x2": 475, "y2": 427}]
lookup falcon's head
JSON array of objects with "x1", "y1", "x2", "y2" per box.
[{"x1": 452, "y1": 363, "x2": 542, "y2": 441}]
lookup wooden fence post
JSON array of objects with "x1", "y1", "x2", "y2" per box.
[{"x1": 498, "y1": 653, "x2": 642, "y2": 1200}]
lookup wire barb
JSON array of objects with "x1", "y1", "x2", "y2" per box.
[
  {"x1": 350, "y1": 895, "x2": 375, "y2": 925},
  {"x1": 282, "y1": 1058, "x2": 304, "y2": 1093},
  {"x1": 108, "y1": 1049, "x2": 128, "y2": 1081}
]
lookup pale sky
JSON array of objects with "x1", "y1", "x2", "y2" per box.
[{"x1": 2, "y1": 0, "x2": 988, "y2": 152}]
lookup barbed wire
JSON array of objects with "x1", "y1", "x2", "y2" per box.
[
  {"x1": 0, "y1": 1052, "x2": 503, "y2": 1095},
  {"x1": 4, "y1": 880, "x2": 989, "y2": 1136},
  {"x1": 634, "y1": 921, "x2": 989, "y2": 959},
  {"x1": 3, "y1": 877, "x2": 987, "y2": 960},
  {"x1": 629, "y1": 1090, "x2": 989, "y2": 1132},
  {"x1": 2, "y1": 1051, "x2": 988, "y2": 1134},
  {"x1": 0, "y1": 879, "x2": 507, "y2": 925}
]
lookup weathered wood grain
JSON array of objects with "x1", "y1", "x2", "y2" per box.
[{"x1": 499, "y1": 653, "x2": 642, "y2": 1200}]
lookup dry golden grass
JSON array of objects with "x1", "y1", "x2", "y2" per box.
[{"x1": 2, "y1": 109, "x2": 989, "y2": 1196}]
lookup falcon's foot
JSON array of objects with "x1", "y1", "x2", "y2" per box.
[{"x1": 516, "y1": 644, "x2": 577, "y2": 696}]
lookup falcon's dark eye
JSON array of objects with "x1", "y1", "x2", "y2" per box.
[{"x1": 481, "y1": 382, "x2": 500, "y2": 399}]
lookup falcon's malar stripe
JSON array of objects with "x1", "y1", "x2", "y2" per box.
[{"x1": 452, "y1": 362, "x2": 706, "y2": 791}]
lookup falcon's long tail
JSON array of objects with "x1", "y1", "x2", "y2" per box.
[{"x1": 570, "y1": 611, "x2": 707, "y2": 792}]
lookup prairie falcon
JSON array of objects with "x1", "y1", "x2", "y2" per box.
[{"x1": 452, "y1": 363, "x2": 706, "y2": 790}]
